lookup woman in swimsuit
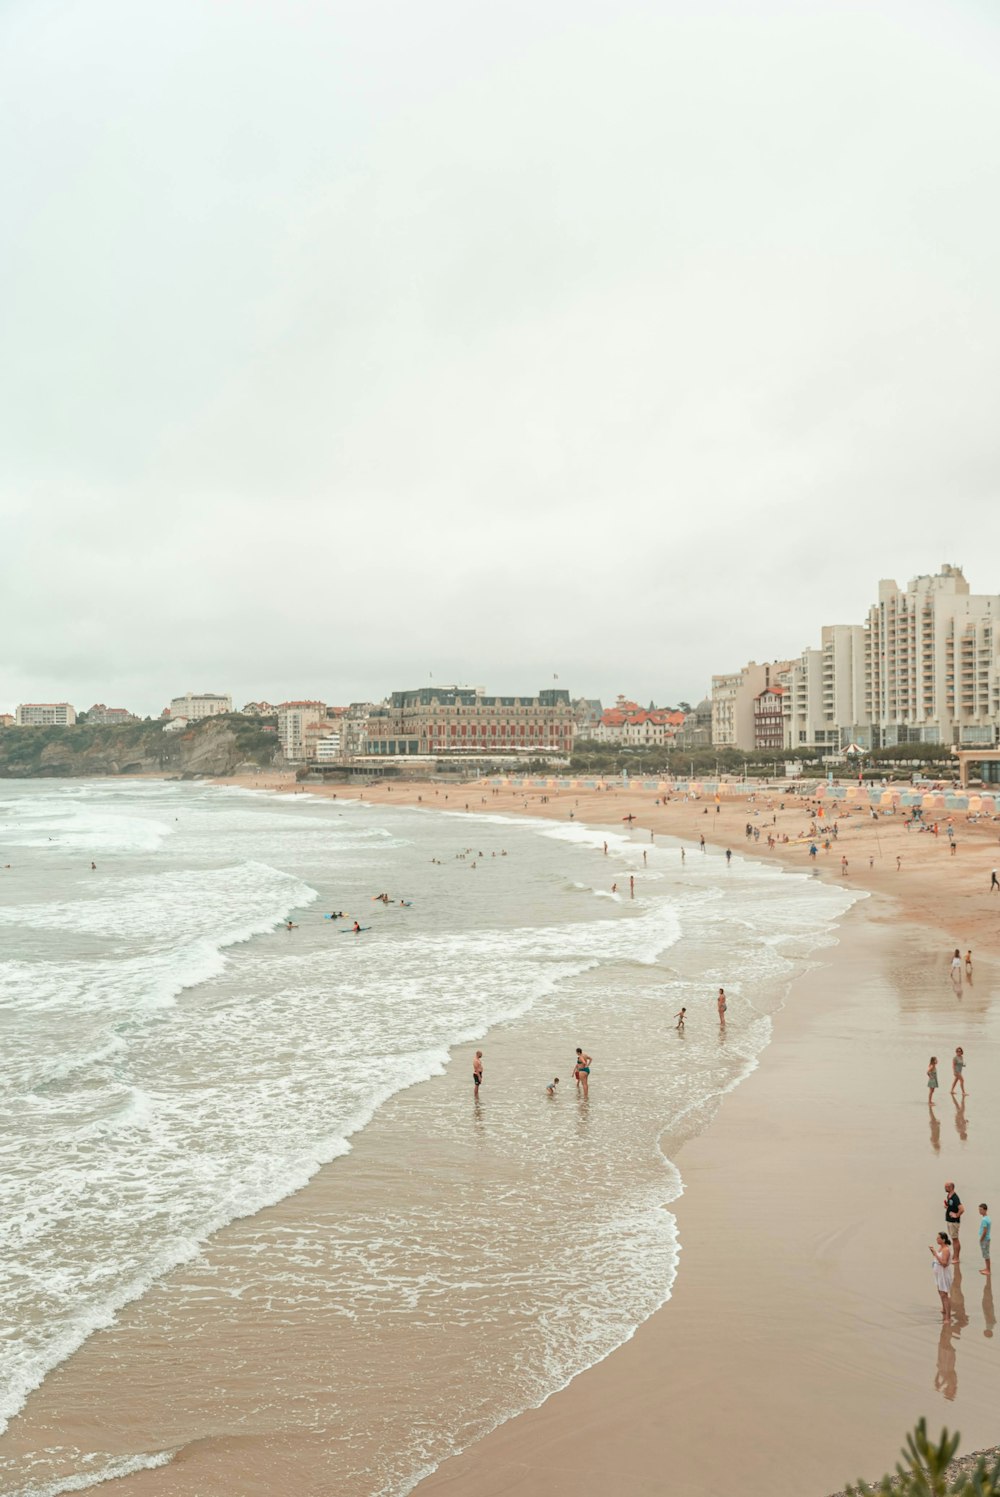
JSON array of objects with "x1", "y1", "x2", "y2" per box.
[
  {"x1": 717, "y1": 987, "x2": 727, "y2": 1025},
  {"x1": 927, "y1": 1056, "x2": 939, "y2": 1106},
  {"x1": 930, "y1": 1232, "x2": 954, "y2": 1321},
  {"x1": 575, "y1": 1047, "x2": 592, "y2": 1099},
  {"x1": 950, "y1": 1047, "x2": 966, "y2": 1100}
]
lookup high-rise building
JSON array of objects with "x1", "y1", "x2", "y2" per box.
[
  {"x1": 866, "y1": 565, "x2": 1000, "y2": 747},
  {"x1": 15, "y1": 703, "x2": 77, "y2": 726},
  {"x1": 782, "y1": 625, "x2": 869, "y2": 752}
]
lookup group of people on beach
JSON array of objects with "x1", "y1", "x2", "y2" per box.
[
  {"x1": 930, "y1": 1181, "x2": 990, "y2": 1323},
  {"x1": 927, "y1": 1046, "x2": 968, "y2": 1103},
  {"x1": 674, "y1": 988, "x2": 728, "y2": 1030},
  {"x1": 472, "y1": 1048, "x2": 593, "y2": 1099}
]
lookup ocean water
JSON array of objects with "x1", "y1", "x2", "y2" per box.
[{"x1": 0, "y1": 781, "x2": 857, "y2": 1496}]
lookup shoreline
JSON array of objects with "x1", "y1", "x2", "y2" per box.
[
  {"x1": 413, "y1": 898, "x2": 1000, "y2": 1497},
  {"x1": 6, "y1": 776, "x2": 1000, "y2": 1495},
  {"x1": 239, "y1": 773, "x2": 1000, "y2": 1493}
]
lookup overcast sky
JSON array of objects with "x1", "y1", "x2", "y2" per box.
[{"x1": 2, "y1": 0, "x2": 999, "y2": 716}]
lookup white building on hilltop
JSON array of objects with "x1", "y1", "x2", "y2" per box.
[
  {"x1": 16, "y1": 703, "x2": 77, "y2": 726},
  {"x1": 169, "y1": 692, "x2": 232, "y2": 721}
]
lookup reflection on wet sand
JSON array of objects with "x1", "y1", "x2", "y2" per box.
[
  {"x1": 983, "y1": 1281, "x2": 996, "y2": 1341},
  {"x1": 929, "y1": 1109, "x2": 941, "y2": 1154},
  {"x1": 936, "y1": 1323, "x2": 958, "y2": 1401},
  {"x1": 953, "y1": 1099, "x2": 968, "y2": 1143}
]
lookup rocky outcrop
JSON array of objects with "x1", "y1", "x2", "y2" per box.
[{"x1": 0, "y1": 717, "x2": 285, "y2": 778}]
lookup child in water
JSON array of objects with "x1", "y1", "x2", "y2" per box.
[{"x1": 546, "y1": 1078, "x2": 560, "y2": 1096}]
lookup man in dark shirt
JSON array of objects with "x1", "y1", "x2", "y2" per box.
[{"x1": 945, "y1": 1181, "x2": 964, "y2": 1261}]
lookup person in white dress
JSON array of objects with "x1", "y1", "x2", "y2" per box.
[{"x1": 930, "y1": 1232, "x2": 954, "y2": 1322}]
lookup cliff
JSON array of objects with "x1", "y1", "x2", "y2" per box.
[{"x1": 0, "y1": 716, "x2": 285, "y2": 778}]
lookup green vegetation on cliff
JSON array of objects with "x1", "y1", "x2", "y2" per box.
[{"x1": 0, "y1": 715, "x2": 283, "y2": 778}]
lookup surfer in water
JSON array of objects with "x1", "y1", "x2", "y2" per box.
[{"x1": 352, "y1": 920, "x2": 362, "y2": 934}]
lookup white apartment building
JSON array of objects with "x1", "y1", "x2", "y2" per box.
[
  {"x1": 16, "y1": 703, "x2": 77, "y2": 726},
  {"x1": 782, "y1": 625, "x2": 869, "y2": 753},
  {"x1": 315, "y1": 732, "x2": 342, "y2": 763},
  {"x1": 169, "y1": 692, "x2": 232, "y2": 721},
  {"x1": 866, "y1": 565, "x2": 1000, "y2": 747},
  {"x1": 277, "y1": 701, "x2": 329, "y2": 762}
]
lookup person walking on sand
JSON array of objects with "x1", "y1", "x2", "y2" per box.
[
  {"x1": 675, "y1": 1007, "x2": 686, "y2": 1031},
  {"x1": 931, "y1": 1232, "x2": 954, "y2": 1321},
  {"x1": 950, "y1": 948, "x2": 963, "y2": 987},
  {"x1": 717, "y1": 987, "x2": 727, "y2": 1025},
  {"x1": 979, "y1": 1204, "x2": 991, "y2": 1277},
  {"x1": 951, "y1": 1047, "x2": 967, "y2": 1100},
  {"x1": 473, "y1": 1051, "x2": 483, "y2": 1094},
  {"x1": 574, "y1": 1047, "x2": 592, "y2": 1098},
  {"x1": 992, "y1": 869, "x2": 1000, "y2": 892},
  {"x1": 945, "y1": 1182, "x2": 964, "y2": 1261},
  {"x1": 965, "y1": 949, "x2": 973, "y2": 978},
  {"x1": 928, "y1": 1056, "x2": 939, "y2": 1105}
]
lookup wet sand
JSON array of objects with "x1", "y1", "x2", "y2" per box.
[
  {"x1": 7, "y1": 776, "x2": 1000, "y2": 1495},
  {"x1": 416, "y1": 897, "x2": 1000, "y2": 1497}
]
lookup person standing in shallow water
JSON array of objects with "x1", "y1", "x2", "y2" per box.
[
  {"x1": 950, "y1": 1047, "x2": 967, "y2": 1100},
  {"x1": 945, "y1": 1181, "x2": 964, "y2": 1261},
  {"x1": 928, "y1": 1056, "x2": 939, "y2": 1105},
  {"x1": 574, "y1": 1047, "x2": 592, "y2": 1098},
  {"x1": 473, "y1": 1051, "x2": 483, "y2": 1095},
  {"x1": 931, "y1": 1233, "x2": 954, "y2": 1322},
  {"x1": 717, "y1": 987, "x2": 727, "y2": 1025}
]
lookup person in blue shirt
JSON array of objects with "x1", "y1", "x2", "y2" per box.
[{"x1": 979, "y1": 1204, "x2": 991, "y2": 1278}]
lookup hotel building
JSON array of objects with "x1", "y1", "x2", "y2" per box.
[
  {"x1": 168, "y1": 692, "x2": 233, "y2": 721},
  {"x1": 362, "y1": 687, "x2": 574, "y2": 758},
  {"x1": 866, "y1": 565, "x2": 1000, "y2": 747}
]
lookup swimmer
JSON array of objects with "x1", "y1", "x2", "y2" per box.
[
  {"x1": 546, "y1": 1077, "x2": 560, "y2": 1096},
  {"x1": 285, "y1": 920, "x2": 298, "y2": 930}
]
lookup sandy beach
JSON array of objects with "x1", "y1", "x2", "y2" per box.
[
  {"x1": 5, "y1": 773, "x2": 999, "y2": 1496},
  {"x1": 255, "y1": 773, "x2": 1000, "y2": 1494}
]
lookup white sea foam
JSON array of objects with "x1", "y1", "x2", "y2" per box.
[{"x1": 14, "y1": 1448, "x2": 175, "y2": 1497}]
